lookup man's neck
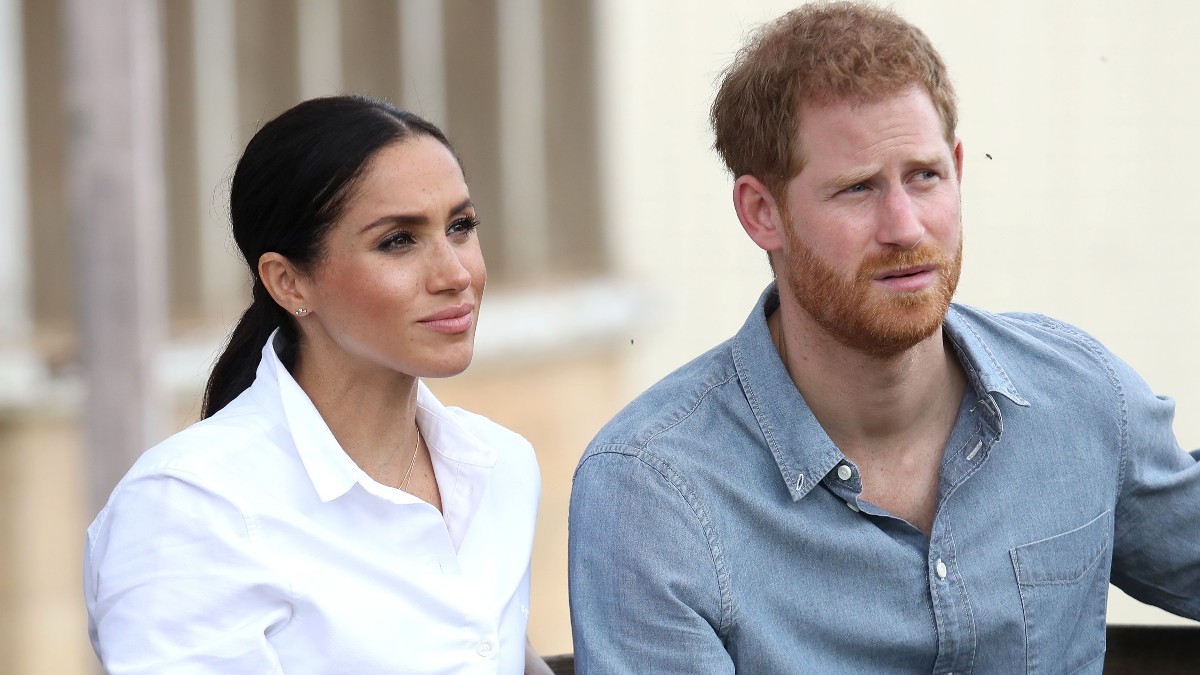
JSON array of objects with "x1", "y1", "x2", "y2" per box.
[
  {"x1": 768, "y1": 303, "x2": 966, "y2": 537},
  {"x1": 767, "y1": 303, "x2": 967, "y2": 461}
]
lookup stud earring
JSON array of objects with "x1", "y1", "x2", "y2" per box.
[{"x1": 294, "y1": 307, "x2": 309, "y2": 316}]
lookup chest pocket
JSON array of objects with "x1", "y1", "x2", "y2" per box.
[{"x1": 1010, "y1": 509, "x2": 1112, "y2": 675}]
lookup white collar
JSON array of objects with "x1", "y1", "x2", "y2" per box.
[{"x1": 252, "y1": 331, "x2": 498, "y2": 510}]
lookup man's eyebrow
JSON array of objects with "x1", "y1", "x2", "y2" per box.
[
  {"x1": 358, "y1": 198, "x2": 475, "y2": 235},
  {"x1": 825, "y1": 167, "x2": 876, "y2": 190},
  {"x1": 907, "y1": 153, "x2": 949, "y2": 170},
  {"x1": 825, "y1": 155, "x2": 949, "y2": 190}
]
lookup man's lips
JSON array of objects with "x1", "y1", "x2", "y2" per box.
[
  {"x1": 418, "y1": 303, "x2": 475, "y2": 333},
  {"x1": 875, "y1": 264, "x2": 935, "y2": 281},
  {"x1": 873, "y1": 264, "x2": 937, "y2": 291}
]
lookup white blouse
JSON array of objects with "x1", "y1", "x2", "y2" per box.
[{"x1": 84, "y1": 333, "x2": 541, "y2": 674}]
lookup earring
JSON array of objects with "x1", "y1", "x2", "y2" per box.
[{"x1": 294, "y1": 307, "x2": 309, "y2": 316}]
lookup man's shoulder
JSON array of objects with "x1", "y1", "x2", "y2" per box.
[
  {"x1": 950, "y1": 303, "x2": 1107, "y2": 350},
  {"x1": 584, "y1": 338, "x2": 742, "y2": 460},
  {"x1": 947, "y1": 303, "x2": 1124, "y2": 383}
]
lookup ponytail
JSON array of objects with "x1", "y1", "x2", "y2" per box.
[{"x1": 201, "y1": 281, "x2": 297, "y2": 418}]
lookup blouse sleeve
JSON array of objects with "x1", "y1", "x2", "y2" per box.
[{"x1": 84, "y1": 472, "x2": 292, "y2": 674}]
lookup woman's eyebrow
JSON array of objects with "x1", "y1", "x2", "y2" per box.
[
  {"x1": 359, "y1": 213, "x2": 428, "y2": 234},
  {"x1": 358, "y1": 198, "x2": 473, "y2": 235}
]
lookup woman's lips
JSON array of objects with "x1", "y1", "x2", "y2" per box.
[{"x1": 418, "y1": 304, "x2": 474, "y2": 334}]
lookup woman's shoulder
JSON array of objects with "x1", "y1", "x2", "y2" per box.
[
  {"x1": 418, "y1": 387, "x2": 538, "y2": 479},
  {"x1": 419, "y1": 384, "x2": 530, "y2": 448},
  {"x1": 120, "y1": 394, "x2": 291, "y2": 493},
  {"x1": 441, "y1": 406, "x2": 538, "y2": 473},
  {"x1": 444, "y1": 405, "x2": 530, "y2": 448}
]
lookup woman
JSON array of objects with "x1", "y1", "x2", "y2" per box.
[{"x1": 84, "y1": 96, "x2": 551, "y2": 674}]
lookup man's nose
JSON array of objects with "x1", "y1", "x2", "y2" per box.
[{"x1": 876, "y1": 188, "x2": 925, "y2": 249}]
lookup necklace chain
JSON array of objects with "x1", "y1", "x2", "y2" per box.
[{"x1": 399, "y1": 425, "x2": 422, "y2": 491}]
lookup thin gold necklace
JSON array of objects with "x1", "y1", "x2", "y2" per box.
[{"x1": 399, "y1": 426, "x2": 422, "y2": 491}]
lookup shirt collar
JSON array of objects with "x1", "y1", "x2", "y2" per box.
[
  {"x1": 256, "y1": 331, "x2": 362, "y2": 502},
  {"x1": 253, "y1": 331, "x2": 498, "y2": 505},
  {"x1": 731, "y1": 283, "x2": 1028, "y2": 501}
]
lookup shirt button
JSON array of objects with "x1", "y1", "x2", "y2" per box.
[
  {"x1": 795, "y1": 473, "x2": 805, "y2": 490},
  {"x1": 836, "y1": 465, "x2": 853, "y2": 481},
  {"x1": 935, "y1": 559, "x2": 948, "y2": 579},
  {"x1": 846, "y1": 501, "x2": 861, "y2": 513},
  {"x1": 476, "y1": 640, "x2": 494, "y2": 657}
]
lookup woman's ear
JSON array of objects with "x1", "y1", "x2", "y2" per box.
[
  {"x1": 732, "y1": 175, "x2": 787, "y2": 253},
  {"x1": 258, "y1": 252, "x2": 310, "y2": 315}
]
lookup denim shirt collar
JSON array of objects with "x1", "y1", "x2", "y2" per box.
[{"x1": 731, "y1": 283, "x2": 1030, "y2": 501}]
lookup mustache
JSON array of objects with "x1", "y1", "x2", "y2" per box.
[{"x1": 856, "y1": 243, "x2": 951, "y2": 281}]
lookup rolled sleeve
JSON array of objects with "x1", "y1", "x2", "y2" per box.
[{"x1": 1110, "y1": 359, "x2": 1200, "y2": 620}]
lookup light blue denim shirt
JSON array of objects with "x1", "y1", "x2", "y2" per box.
[{"x1": 569, "y1": 284, "x2": 1200, "y2": 674}]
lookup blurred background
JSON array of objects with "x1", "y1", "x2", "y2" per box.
[{"x1": 1, "y1": 0, "x2": 1198, "y2": 671}]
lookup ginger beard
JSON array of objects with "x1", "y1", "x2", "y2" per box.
[{"x1": 781, "y1": 215, "x2": 962, "y2": 359}]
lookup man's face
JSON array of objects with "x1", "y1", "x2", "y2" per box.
[{"x1": 777, "y1": 86, "x2": 963, "y2": 358}]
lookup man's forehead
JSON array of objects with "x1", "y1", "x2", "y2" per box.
[
  {"x1": 795, "y1": 83, "x2": 931, "y2": 124},
  {"x1": 794, "y1": 87, "x2": 946, "y2": 149},
  {"x1": 788, "y1": 91, "x2": 956, "y2": 185}
]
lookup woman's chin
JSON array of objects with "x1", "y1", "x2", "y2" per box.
[{"x1": 414, "y1": 352, "x2": 475, "y2": 380}]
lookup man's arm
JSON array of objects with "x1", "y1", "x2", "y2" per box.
[
  {"x1": 1110, "y1": 358, "x2": 1200, "y2": 619},
  {"x1": 568, "y1": 448, "x2": 734, "y2": 674}
]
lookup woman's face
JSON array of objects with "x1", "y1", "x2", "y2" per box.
[{"x1": 298, "y1": 135, "x2": 486, "y2": 380}]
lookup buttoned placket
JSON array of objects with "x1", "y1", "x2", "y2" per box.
[
  {"x1": 927, "y1": 405, "x2": 1000, "y2": 675},
  {"x1": 927, "y1": 520, "x2": 974, "y2": 675},
  {"x1": 421, "y1": 532, "x2": 507, "y2": 671},
  {"x1": 821, "y1": 389, "x2": 995, "y2": 675}
]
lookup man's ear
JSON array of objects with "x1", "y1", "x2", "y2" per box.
[
  {"x1": 258, "y1": 252, "x2": 311, "y2": 315},
  {"x1": 953, "y1": 138, "x2": 964, "y2": 183},
  {"x1": 732, "y1": 175, "x2": 787, "y2": 253}
]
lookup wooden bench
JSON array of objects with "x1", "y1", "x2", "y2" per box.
[{"x1": 542, "y1": 624, "x2": 1199, "y2": 673}]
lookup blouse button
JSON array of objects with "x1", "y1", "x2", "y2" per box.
[
  {"x1": 476, "y1": 640, "x2": 494, "y2": 657},
  {"x1": 836, "y1": 465, "x2": 853, "y2": 481},
  {"x1": 935, "y1": 559, "x2": 948, "y2": 579}
]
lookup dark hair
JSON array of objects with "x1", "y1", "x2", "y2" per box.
[
  {"x1": 711, "y1": 1, "x2": 956, "y2": 203},
  {"x1": 202, "y1": 95, "x2": 457, "y2": 418}
]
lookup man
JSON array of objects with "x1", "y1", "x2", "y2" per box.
[{"x1": 568, "y1": 2, "x2": 1200, "y2": 672}]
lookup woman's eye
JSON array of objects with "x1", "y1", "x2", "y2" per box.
[
  {"x1": 377, "y1": 231, "x2": 415, "y2": 251},
  {"x1": 448, "y1": 216, "x2": 480, "y2": 238}
]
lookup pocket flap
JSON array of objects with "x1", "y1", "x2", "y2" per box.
[{"x1": 1011, "y1": 510, "x2": 1112, "y2": 586}]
